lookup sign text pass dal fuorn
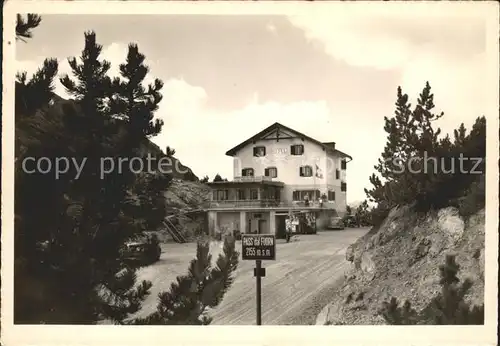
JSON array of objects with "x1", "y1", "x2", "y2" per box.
[{"x1": 241, "y1": 234, "x2": 276, "y2": 261}]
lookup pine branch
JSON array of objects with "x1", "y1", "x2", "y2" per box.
[{"x1": 16, "y1": 14, "x2": 42, "y2": 42}]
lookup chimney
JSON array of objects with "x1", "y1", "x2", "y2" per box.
[{"x1": 323, "y1": 142, "x2": 336, "y2": 150}]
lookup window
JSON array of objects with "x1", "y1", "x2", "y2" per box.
[
  {"x1": 341, "y1": 182, "x2": 347, "y2": 192},
  {"x1": 253, "y1": 146, "x2": 266, "y2": 157},
  {"x1": 335, "y1": 169, "x2": 340, "y2": 180},
  {"x1": 237, "y1": 189, "x2": 246, "y2": 200},
  {"x1": 264, "y1": 167, "x2": 278, "y2": 178},
  {"x1": 293, "y1": 190, "x2": 320, "y2": 201},
  {"x1": 216, "y1": 189, "x2": 229, "y2": 201},
  {"x1": 328, "y1": 190, "x2": 336, "y2": 201},
  {"x1": 250, "y1": 189, "x2": 259, "y2": 200},
  {"x1": 341, "y1": 159, "x2": 347, "y2": 170},
  {"x1": 299, "y1": 165, "x2": 313, "y2": 177},
  {"x1": 242, "y1": 168, "x2": 254, "y2": 177},
  {"x1": 291, "y1": 144, "x2": 304, "y2": 155}
]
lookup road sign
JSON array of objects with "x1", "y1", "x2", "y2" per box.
[
  {"x1": 241, "y1": 234, "x2": 276, "y2": 325},
  {"x1": 241, "y1": 234, "x2": 276, "y2": 261}
]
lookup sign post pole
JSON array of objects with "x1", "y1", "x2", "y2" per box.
[
  {"x1": 241, "y1": 234, "x2": 276, "y2": 326},
  {"x1": 255, "y1": 259, "x2": 262, "y2": 325}
]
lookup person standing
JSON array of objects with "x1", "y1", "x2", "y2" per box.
[{"x1": 285, "y1": 211, "x2": 292, "y2": 242}]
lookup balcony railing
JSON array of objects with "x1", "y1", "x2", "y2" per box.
[
  {"x1": 233, "y1": 175, "x2": 273, "y2": 183},
  {"x1": 207, "y1": 199, "x2": 335, "y2": 209}
]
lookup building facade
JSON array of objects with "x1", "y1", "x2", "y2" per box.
[{"x1": 206, "y1": 122, "x2": 352, "y2": 238}]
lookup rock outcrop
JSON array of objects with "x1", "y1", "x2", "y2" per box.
[
  {"x1": 316, "y1": 205, "x2": 485, "y2": 325},
  {"x1": 159, "y1": 179, "x2": 211, "y2": 241}
]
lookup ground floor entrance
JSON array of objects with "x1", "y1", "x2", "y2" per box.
[
  {"x1": 207, "y1": 210, "x2": 276, "y2": 238},
  {"x1": 206, "y1": 209, "x2": 335, "y2": 239}
]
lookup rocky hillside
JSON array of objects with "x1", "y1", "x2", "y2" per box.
[
  {"x1": 162, "y1": 178, "x2": 211, "y2": 240},
  {"x1": 138, "y1": 140, "x2": 211, "y2": 241},
  {"x1": 139, "y1": 139, "x2": 198, "y2": 182},
  {"x1": 316, "y1": 204, "x2": 485, "y2": 325}
]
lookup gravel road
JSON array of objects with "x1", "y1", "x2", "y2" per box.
[{"x1": 132, "y1": 228, "x2": 369, "y2": 325}]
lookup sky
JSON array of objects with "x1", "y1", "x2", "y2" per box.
[{"x1": 16, "y1": 11, "x2": 492, "y2": 204}]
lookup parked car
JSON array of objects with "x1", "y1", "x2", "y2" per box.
[
  {"x1": 328, "y1": 216, "x2": 345, "y2": 230},
  {"x1": 122, "y1": 233, "x2": 161, "y2": 265}
]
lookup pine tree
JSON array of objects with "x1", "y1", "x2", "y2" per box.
[
  {"x1": 55, "y1": 32, "x2": 168, "y2": 324},
  {"x1": 132, "y1": 237, "x2": 239, "y2": 325},
  {"x1": 16, "y1": 59, "x2": 59, "y2": 118},
  {"x1": 345, "y1": 205, "x2": 352, "y2": 215},
  {"x1": 365, "y1": 86, "x2": 418, "y2": 207},
  {"x1": 166, "y1": 146, "x2": 176, "y2": 157},
  {"x1": 15, "y1": 31, "x2": 154, "y2": 323},
  {"x1": 354, "y1": 200, "x2": 370, "y2": 226},
  {"x1": 60, "y1": 31, "x2": 113, "y2": 115},
  {"x1": 364, "y1": 82, "x2": 485, "y2": 213},
  {"x1": 15, "y1": 14, "x2": 58, "y2": 119},
  {"x1": 380, "y1": 298, "x2": 419, "y2": 325},
  {"x1": 15, "y1": 27, "x2": 240, "y2": 325},
  {"x1": 420, "y1": 255, "x2": 484, "y2": 324}
]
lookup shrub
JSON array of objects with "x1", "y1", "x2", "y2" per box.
[
  {"x1": 367, "y1": 203, "x2": 391, "y2": 229},
  {"x1": 456, "y1": 175, "x2": 485, "y2": 218},
  {"x1": 380, "y1": 255, "x2": 484, "y2": 325}
]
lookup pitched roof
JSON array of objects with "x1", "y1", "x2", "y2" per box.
[{"x1": 225, "y1": 122, "x2": 352, "y2": 160}]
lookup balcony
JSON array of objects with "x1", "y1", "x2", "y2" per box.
[
  {"x1": 206, "y1": 199, "x2": 335, "y2": 210},
  {"x1": 233, "y1": 175, "x2": 273, "y2": 183},
  {"x1": 208, "y1": 175, "x2": 284, "y2": 188}
]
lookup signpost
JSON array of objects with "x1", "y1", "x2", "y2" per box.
[{"x1": 241, "y1": 234, "x2": 276, "y2": 325}]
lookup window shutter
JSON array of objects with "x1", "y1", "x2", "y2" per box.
[
  {"x1": 299, "y1": 167, "x2": 304, "y2": 177},
  {"x1": 264, "y1": 168, "x2": 269, "y2": 176},
  {"x1": 305, "y1": 166, "x2": 311, "y2": 176},
  {"x1": 341, "y1": 159, "x2": 347, "y2": 170},
  {"x1": 341, "y1": 182, "x2": 346, "y2": 192}
]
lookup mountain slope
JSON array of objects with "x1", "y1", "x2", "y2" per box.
[{"x1": 316, "y1": 201, "x2": 485, "y2": 325}]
